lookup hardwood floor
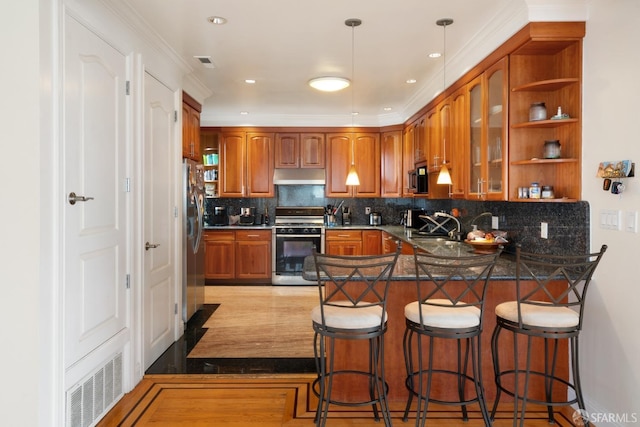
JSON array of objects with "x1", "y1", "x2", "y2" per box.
[
  {"x1": 101, "y1": 285, "x2": 585, "y2": 425},
  {"x1": 99, "y1": 374, "x2": 582, "y2": 426}
]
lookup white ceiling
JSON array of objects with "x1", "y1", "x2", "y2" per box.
[{"x1": 121, "y1": 0, "x2": 586, "y2": 127}]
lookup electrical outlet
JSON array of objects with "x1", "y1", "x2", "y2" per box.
[
  {"x1": 491, "y1": 216, "x2": 499, "y2": 229},
  {"x1": 540, "y1": 222, "x2": 548, "y2": 239},
  {"x1": 365, "y1": 207, "x2": 371, "y2": 215}
]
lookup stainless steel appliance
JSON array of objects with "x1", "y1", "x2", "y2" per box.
[
  {"x1": 369, "y1": 212, "x2": 382, "y2": 226},
  {"x1": 408, "y1": 162, "x2": 429, "y2": 194},
  {"x1": 206, "y1": 206, "x2": 228, "y2": 226},
  {"x1": 183, "y1": 159, "x2": 205, "y2": 322},
  {"x1": 272, "y1": 206, "x2": 325, "y2": 285}
]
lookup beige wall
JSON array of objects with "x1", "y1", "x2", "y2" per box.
[
  {"x1": 582, "y1": 0, "x2": 640, "y2": 423},
  {"x1": 0, "y1": 0, "x2": 41, "y2": 425}
]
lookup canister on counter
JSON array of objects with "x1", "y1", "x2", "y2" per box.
[{"x1": 529, "y1": 182, "x2": 541, "y2": 199}]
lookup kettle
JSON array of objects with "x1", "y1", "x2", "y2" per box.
[{"x1": 369, "y1": 212, "x2": 382, "y2": 226}]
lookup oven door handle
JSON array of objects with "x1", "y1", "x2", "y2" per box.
[{"x1": 275, "y1": 234, "x2": 322, "y2": 238}]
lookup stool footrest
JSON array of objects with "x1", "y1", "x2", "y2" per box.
[{"x1": 313, "y1": 370, "x2": 389, "y2": 407}]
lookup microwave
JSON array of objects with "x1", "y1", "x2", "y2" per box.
[{"x1": 408, "y1": 163, "x2": 429, "y2": 194}]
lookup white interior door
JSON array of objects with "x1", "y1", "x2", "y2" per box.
[
  {"x1": 142, "y1": 72, "x2": 178, "y2": 369},
  {"x1": 63, "y1": 16, "x2": 129, "y2": 368}
]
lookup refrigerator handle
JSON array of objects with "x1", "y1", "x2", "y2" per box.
[{"x1": 194, "y1": 192, "x2": 204, "y2": 252}]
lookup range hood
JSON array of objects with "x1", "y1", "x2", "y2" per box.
[{"x1": 273, "y1": 168, "x2": 326, "y2": 185}]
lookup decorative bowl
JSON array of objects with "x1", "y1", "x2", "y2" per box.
[{"x1": 464, "y1": 239, "x2": 502, "y2": 254}]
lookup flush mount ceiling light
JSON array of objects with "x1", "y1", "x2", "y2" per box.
[{"x1": 308, "y1": 76, "x2": 350, "y2": 92}]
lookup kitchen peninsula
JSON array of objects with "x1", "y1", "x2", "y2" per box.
[{"x1": 303, "y1": 225, "x2": 569, "y2": 405}]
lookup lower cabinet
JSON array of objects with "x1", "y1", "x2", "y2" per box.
[
  {"x1": 204, "y1": 229, "x2": 271, "y2": 282},
  {"x1": 382, "y1": 231, "x2": 417, "y2": 254},
  {"x1": 325, "y1": 229, "x2": 363, "y2": 256},
  {"x1": 325, "y1": 229, "x2": 382, "y2": 256}
]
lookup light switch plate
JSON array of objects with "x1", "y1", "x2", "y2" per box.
[
  {"x1": 626, "y1": 211, "x2": 638, "y2": 233},
  {"x1": 492, "y1": 216, "x2": 499, "y2": 229},
  {"x1": 541, "y1": 222, "x2": 548, "y2": 239}
]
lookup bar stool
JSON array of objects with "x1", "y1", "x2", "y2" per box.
[
  {"x1": 310, "y1": 246, "x2": 401, "y2": 427},
  {"x1": 402, "y1": 248, "x2": 502, "y2": 427},
  {"x1": 490, "y1": 244, "x2": 607, "y2": 427}
]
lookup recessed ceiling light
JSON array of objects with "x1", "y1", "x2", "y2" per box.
[
  {"x1": 351, "y1": 111, "x2": 359, "y2": 116},
  {"x1": 207, "y1": 16, "x2": 227, "y2": 25},
  {"x1": 429, "y1": 52, "x2": 442, "y2": 58},
  {"x1": 240, "y1": 111, "x2": 248, "y2": 115},
  {"x1": 406, "y1": 79, "x2": 417, "y2": 84},
  {"x1": 245, "y1": 79, "x2": 256, "y2": 84},
  {"x1": 383, "y1": 107, "x2": 392, "y2": 111},
  {"x1": 308, "y1": 77, "x2": 350, "y2": 92}
]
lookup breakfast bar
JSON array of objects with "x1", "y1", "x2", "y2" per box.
[{"x1": 303, "y1": 229, "x2": 570, "y2": 405}]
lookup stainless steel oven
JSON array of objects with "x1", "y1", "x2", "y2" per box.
[{"x1": 272, "y1": 206, "x2": 325, "y2": 285}]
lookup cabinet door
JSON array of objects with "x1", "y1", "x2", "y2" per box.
[
  {"x1": 300, "y1": 133, "x2": 325, "y2": 168},
  {"x1": 235, "y1": 231, "x2": 271, "y2": 279},
  {"x1": 381, "y1": 130, "x2": 403, "y2": 198},
  {"x1": 426, "y1": 108, "x2": 439, "y2": 172},
  {"x1": 246, "y1": 132, "x2": 274, "y2": 197},
  {"x1": 325, "y1": 240, "x2": 362, "y2": 256},
  {"x1": 450, "y1": 88, "x2": 467, "y2": 198},
  {"x1": 414, "y1": 115, "x2": 427, "y2": 163},
  {"x1": 362, "y1": 230, "x2": 382, "y2": 255},
  {"x1": 182, "y1": 103, "x2": 193, "y2": 159},
  {"x1": 275, "y1": 133, "x2": 299, "y2": 168},
  {"x1": 326, "y1": 133, "x2": 352, "y2": 197},
  {"x1": 353, "y1": 132, "x2": 380, "y2": 197},
  {"x1": 485, "y1": 58, "x2": 508, "y2": 200},
  {"x1": 467, "y1": 75, "x2": 484, "y2": 198},
  {"x1": 402, "y1": 125, "x2": 415, "y2": 197},
  {"x1": 204, "y1": 232, "x2": 235, "y2": 279},
  {"x1": 220, "y1": 132, "x2": 246, "y2": 197}
]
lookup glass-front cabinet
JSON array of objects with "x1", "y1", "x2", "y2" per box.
[{"x1": 467, "y1": 57, "x2": 508, "y2": 200}]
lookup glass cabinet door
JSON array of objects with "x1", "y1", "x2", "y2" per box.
[
  {"x1": 468, "y1": 76, "x2": 482, "y2": 196},
  {"x1": 486, "y1": 62, "x2": 506, "y2": 198}
]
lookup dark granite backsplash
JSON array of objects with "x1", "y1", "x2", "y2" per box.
[{"x1": 204, "y1": 185, "x2": 589, "y2": 255}]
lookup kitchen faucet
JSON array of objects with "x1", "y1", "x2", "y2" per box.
[{"x1": 470, "y1": 211, "x2": 493, "y2": 230}]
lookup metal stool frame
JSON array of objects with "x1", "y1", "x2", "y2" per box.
[
  {"x1": 311, "y1": 246, "x2": 401, "y2": 427},
  {"x1": 490, "y1": 244, "x2": 607, "y2": 427},
  {"x1": 402, "y1": 248, "x2": 502, "y2": 427}
]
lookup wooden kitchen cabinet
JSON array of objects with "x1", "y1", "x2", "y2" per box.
[
  {"x1": 449, "y1": 87, "x2": 468, "y2": 198},
  {"x1": 326, "y1": 132, "x2": 380, "y2": 198},
  {"x1": 507, "y1": 24, "x2": 584, "y2": 201},
  {"x1": 325, "y1": 229, "x2": 362, "y2": 256},
  {"x1": 467, "y1": 57, "x2": 509, "y2": 200},
  {"x1": 275, "y1": 133, "x2": 325, "y2": 168},
  {"x1": 204, "y1": 229, "x2": 272, "y2": 282},
  {"x1": 204, "y1": 231, "x2": 235, "y2": 279},
  {"x1": 380, "y1": 129, "x2": 403, "y2": 198},
  {"x1": 235, "y1": 230, "x2": 272, "y2": 279},
  {"x1": 402, "y1": 125, "x2": 415, "y2": 197},
  {"x1": 362, "y1": 230, "x2": 382, "y2": 255},
  {"x1": 219, "y1": 130, "x2": 274, "y2": 197},
  {"x1": 182, "y1": 92, "x2": 201, "y2": 161}
]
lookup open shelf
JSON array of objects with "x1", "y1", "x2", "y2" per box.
[
  {"x1": 511, "y1": 158, "x2": 578, "y2": 166},
  {"x1": 512, "y1": 118, "x2": 578, "y2": 129},
  {"x1": 512, "y1": 78, "x2": 579, "y2": 92}
]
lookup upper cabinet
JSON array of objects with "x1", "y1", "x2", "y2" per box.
[
  {"x1": 182, "y1": 92, "x2": 201, "y2": 161},
  {"x1": 467, "y1": 57, "x2": 509, "y2": 200},
  {"x1": 449, "y1": 87, "x2": 468, "y2": 198},
  {"x1": 275, "y1": 132, "x2": 325, "y2": 168},
  {"x1": 507, "y1": 23, "x2": 584, "y2": 201},
  {"x1": 380, "y1": 129, "x2": 403, "y2": 198},
  {"x1": 219, "y1": 130, "x2": 274, "y2": 198},
  {"x1": 326, "y1": 132, "x2": 380, "y2": 198},
  {"x1": 201, "y1": 128, "x2": 220, "y2": 198}
]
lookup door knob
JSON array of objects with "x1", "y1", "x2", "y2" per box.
[
  {"x1": 68, "y1": 192, "x2": 95, "y2": 205},
  {"x1": 145, "y1": 242, "x2": 160, "y2": 251}
]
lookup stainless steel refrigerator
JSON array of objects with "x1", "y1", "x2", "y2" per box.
[{"x1": 183, "y1": 158, "x2": 205, "y2": 323}]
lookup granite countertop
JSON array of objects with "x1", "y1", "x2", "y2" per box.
[
  {"x1": 203, "y1": 225, "x2": 273, "y2": 230},
  {"x1": 304, "y1": 224, "x2": 516, "y2": 281}
]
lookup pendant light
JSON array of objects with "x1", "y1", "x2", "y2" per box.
[
  {"x1": 436, "y1": 18, "x2": 453, "y2": 186},
  {"x1": 345, "y1": 18, "x2": 361, "y2": 187}
]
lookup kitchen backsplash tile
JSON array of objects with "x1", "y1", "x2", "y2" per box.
[{"x1": 204, "y1": 185, "x2": 588, "y2": 255}]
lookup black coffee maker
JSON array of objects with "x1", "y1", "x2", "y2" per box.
[
  {"x1": 342, "y1": 206, "x2": 351, "y2": 225},
  {"x1": 208, "y1": 206, "x2": 228, "y2": 226}
]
